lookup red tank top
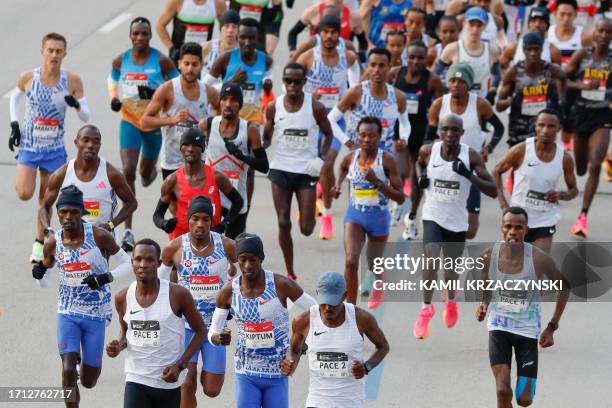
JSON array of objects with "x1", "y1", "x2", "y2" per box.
[
  {"x1": 170, "y1": 164, "x2": 222, "y2": 240},
  {"x1": 310, "y1": 3, "x2": 352, "y2": 40}
]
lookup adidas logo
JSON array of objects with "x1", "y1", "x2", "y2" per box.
[{"x1": 96, "y1": 181, "x2": 107, "y2": 189}]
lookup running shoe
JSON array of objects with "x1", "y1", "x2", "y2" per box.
[
  {"x1": 571, "y1": 213, "x2": 587, "y2": 239},
  {"x1": 443, "y1": 300, "x2": 458, "y2": 328},
  {"x1": 390, "y1": 202, "x2": 404, "y2": 226},
  {"x1": 30, "y1": 240, "x2": 43, "y2": 263},
  {"x1": 561, "y1": 140, "x2": 573, "y2": 151},
  {"x1": 121, "y1": 230, "x2": 136, "y2": 252},
  {"x1": 287, "y1": 272, "x2": 298, "y2": 281},
  {"x1": 505, "y1": 171, "x2": 514, "y2": 195},
  {"x1": 360, "y1": 271, "x2": 375, "y2": 297},
  {"x1": 413, "y1": 304, "x2": 436, "y2": 340},
  {"x1": 315, "y1": 198, "x2": 324, "y2": 218},
  {"x1": 367, "y1": 284, "x2": 385, "y2": 310},
  {"x1": 403, "y1": 179, "x2": 412, "y2": 197},
  {"x1": 402, "y1": 215, "x2": 418, "y2": 240},
  {"x1": 604, "y1": 157, "x2": 612, "y2": 182},
  {"x1": 319, "y1": 214, "x2": 334, "y2": 240}
]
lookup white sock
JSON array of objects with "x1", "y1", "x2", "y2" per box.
[
  {"x1": 422, "y1": 303, "x2": 432, "y2": 310},
  {"x1": 322, "y1": 208, "x2": 331, "y2": 216}
]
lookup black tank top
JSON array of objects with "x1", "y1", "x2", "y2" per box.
[{"x1": 394, "y1": 66, "x2": 431, "y2": 134}]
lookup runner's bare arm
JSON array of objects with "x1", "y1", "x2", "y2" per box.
[
  {"x1": 106, "y1": 163, "x2": 138, "y2": 229},
  {"x1": 281, "y1": 311, "x2": 309, "y2": 376},
  {"x1": 476, "y1": 247, "x2": 492, "y2": 321},
  {"x1": 106, "y1": 288, "x2": 128, "y2": 357},
  {"x1": 160, "y1": 54, "x2": 179, "y2": 79},
  {"x1": 492, "y1": 143, "x2": 524, "y2": 209},
  {"x1": 356, "y1": 307, "x2": 390, "y2": 375},
  {"x1": 207, "y1": 85, "x2": 220, "y2": 114},
  {"x1": 330, "y1": 152, "x2": 354, "y2": 199},
  {"x1": 359, "y1": 0, "x2": 375, "y2": 33},
  {"x1": 15, "y1": 70, "x2": 33, "y2": 92},
  {"x1": 42, "y1": 236, "x2": 56, "y2": 268},
  {"x1": 39, "y1": 164, "x2": 68, "y2": 230},
  {"x1": 550, "y1": 44, "x2": 562, "y2": 66},
  {"x1": 215, "y1": 0, "x2": 227, "y2": 16},
  {"x1": 222, "y1": 237, "x2": 238, "y2": 277},
  {"x1": 153, "y1": 174, "x2": 178, "y2": 232},
  {"x1": 499, "y1": 43, "x2": 517, "y2": 70},
  {"x1": 290, "y1": 37, "x2": 316, "y2": 61},
  {"x1": 380, "y1": 152, "x2": 405, "y2": 204},
  {"x1": 496, "y1": 65, "x2": 517, "y2": 112},
  {"x1": 67, "y1": 73, "x2": 85, "y2": 99},
  {"x1": 171, "y1": 284, "x2": 207, "y2": 368},
  {"x1": 550, "y1": 63, "x2": 567, "y2": 103},
  {"x1": 563, "y1": 50, "x2": 587, "y2": 90},
  {"x1": 141, "y1": 82, "x2": 174, "y2": 129},
  {"x1": 429, "y1": 73, "x2": 444, "y2": 98},
  {"x1": 160, "y1": 238, "x2": 182, "y2": 282},
  {"x1": 417, "y1": 143, "x2": 432, "y2": 177},
  {"x1": 214, "y1": 170, "x2": 244, "y2": 232},
  {"x1": 262, "y1": 102, "x2": 276, "y2": 148},
  {"x1": 156, "y1": 0, "x2": 180, "y2": 50},
  {"x1": 468, "y1": 149, "x2": 498, "y2": 198},
  {"x1": 558, "y1": 152, "x2": 578, "y2": 202},
  {"x1": 313, "y1": 100, "x2": 333, "y2": 159}
]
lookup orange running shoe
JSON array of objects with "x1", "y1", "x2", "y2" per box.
[{"x1": 604, "y1": 157, "x2": 612, "y2": 182}]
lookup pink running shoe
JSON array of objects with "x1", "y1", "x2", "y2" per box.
[
  {"x1": 319, "y1": 214, "x2": 334, "y2": 240},
  {"x1": 403, "y1": 180, "x2": 412, "y2": 197},
  {"x1": 571, "y1": 213, "x2": 588, "y2": 239},
  {"x1": 413, "y1": 304, "x2": 436, "y2": 339},
  {"x1": 367, "y1": 284, "x2": 385, "y2": 309},
  {"x1": 287, "y1": 272, "x2": 298, "y2": 281},
  {"x1": 562, "y1": 140, "x2": 573, "y2": 151},
  {"x1": 443, "y1": 300, "x2": 458, "y2": 328},
  {"x1": 315, "y1": 198, "x2": 324, "y2": 218}
]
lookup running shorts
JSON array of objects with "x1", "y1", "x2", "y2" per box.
[
  {"x1": 573, "y1": 106, "x2": 612, "y2": 138},
  {"x1": 268, "y1": 169, "x2": 318, "y2": 192},
  {"x1": 488, "y1": 330, "x2": 538, "y2": 378},
  {"x1": 124, "y1": 381, "x2": 180, "y2": 408},
  {"x1": 17, "y1": 148, "x2": 67, "y2": 173},
  {"x1": 235, "y1": 373, "x2": 288, "y2": 408},
  {"x1": 184, "y1": 328, "x2": 226, "y2": 374},
  {"x1": 119, "y1": 120, "x2": 162, "y2": 160},
  {"x1": 525, "y1": 225, "x2": 555, "y2": 242},
  {"x1": 57, "y1": 313, "x2": 106, "y2": 367},
  {"x1": 344, "y1": 205, "x2": 391, "y2": 238}
]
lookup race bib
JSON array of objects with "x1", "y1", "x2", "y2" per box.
[
  {"x1": 282, "y1": 128, "x2": 309, "y2": 149},
  {"x1": 241, "y1": 83, "x2": 257, "y2": 105},
  {"x1": 240, "y1": 5, "x2": 263, "y2": 21},
  {"x1": 380, "y1": 22, "x2": 405, "y2": 42},
  {"x1": 62, "y1": 262, "x2": 91, "y2": 287},
  {"x1": 524, "y1": 190, "x2": 554, "y2": 212},
  {"x1": 353, "y1": 182, "x2": 379, "y2": 207},
  {"x1": 123, "y1": 73, "x2": 148, "y2": 99},
  {"x1": 431, "y1": 179, "x2": 460, "y2": 203},
  {"x1": 244, "y1": 322, "x2": 275, "y2": 349},
  {"x1": 33, "y1": 118, "x2": 60, "y2": 140},
  {"x1": 189, "y1": 275, "x2": 221, "y2": 301},
  {"x1": 521, "y1": 95, "x2": 546, "y2": 116},
  {"x1": 561, "y1": 55, "x2": 571, "y2": 68},
  {"x1": 310, "y1": 352, "x2": 350, "y2": 378},
  {"x1": 222, "y1": 170, "x2": 241, "y2": 188},
  {"x1": 128, "y1": 320, "x2": 161, "y2": 347},
  {"x1": 497, "y1": 289, "x2": 529, "y2": 313},
  {"x1": 317, "y1": 87, "x2": 340, "y2": 110},
  {"x1": 405, "y1": 93, "x2": 419, "y2": 115},
  {"x1": 83, "y1": 201, "x2": 100, "y2": 221},
  {"x1": 434, "y1": 0, "x2": 450, "y2": 10},
  {"x1": 184, "y1": 24, "x2": 209, "y2": 44},
  {"x1": 581, "y1": 79, "x2": 606, "y2": 101}
]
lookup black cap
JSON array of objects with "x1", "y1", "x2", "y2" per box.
[
  {"x1": 188, "y1": 196, "x2": 214, "y2": 221},
  {"x1": 220, "y1": 10, "x2": 240, "y2": 27},
  {"x1": 180, "y1": 128, "x2": 206, "y2": 151},
  {"x1": 219, "y1": 82, "x2": 244, "y2": 108},
  {"x1": 56, "y1": 185, "x2": 90, "y2": 215},
  {"x1": 528, "y1": 7, "x2": 550, "y2": 26},
  {"x1": 318, "y1": 15, "x2": 341, "y2": 34},
  {"x1": 235, "y1": 232, "x2": 265, "y2": 261}
]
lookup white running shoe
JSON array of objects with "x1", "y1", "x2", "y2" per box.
[
  {"x1": 390, "y1": 202, "x2": 404, "y2": 226},
  {"x1": 402, "y1": 215, "x2": 418, "y2": 240}
]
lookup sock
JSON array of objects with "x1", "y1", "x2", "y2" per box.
[
  {"x1": 125, "y1": 228, "x2": 133, "y2": 233},
  {"x1": 422, "y1": 302, "x2": 431, "y2": 309},
  {"x1": 581, "y1": 208, "x2": 588, "y2": 216},
  {"x1": 322, "y1": 208, "x2": 331, "y2": 216}
]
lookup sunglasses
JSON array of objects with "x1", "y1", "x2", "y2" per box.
[{"x1": 283, "y1": 77, "x2": 304, "y2": 85}]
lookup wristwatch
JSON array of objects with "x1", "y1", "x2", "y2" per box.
[
  {"x1": 106, "y1": 221, "x2": 115, "y2": 231},
  {"x1": 364, "y1": 361, "x2": 374, "y2": 375},
  {"x1": 547, "y1": 321, "x2": 559, "y2": 331}
]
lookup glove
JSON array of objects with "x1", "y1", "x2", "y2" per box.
[
  {"x1": 64, "y1": 94, "x2": 80, "y2": 109},
  {"x1": 304, "y1": 157, "x2": 325, "y2": 178},
  {"x1": 169, "y1": 46, "x2": 181, "y2": 63},
  {"x1": 9, "y1": 121, "x2": 21, "y2": 152},
  {"x1": 286, "y1": 0, "x2": 294, "y2": 8},
  {"x1": 452, "y1": 159, "x2": 472, "y2": 179},
  {"x1": 212, "y1": 220, "x2": 229, "y2": 234},
  {"x1": 162, "y1": 218, "x2": 178, "y2": 233},
  {"x1": 137, "y1": 85, "x2": 156, "y2": 100},
  {"x1": 225, "y1": 140, "x2": 245, "y2": 160},
  {"x1": 486, "y1": 89, "x2": 497, "y2": 106},
  {"x1": 227, "y1": 310, "x2": 234, "y2": 320},
  {"x1": 110, "y1": 98, "x2": 122, "y2": 112},
  {"x1": 82, "y1": 273, "x2": 112, "y2": 290},
  {"x1": 32, "y1": 263, "x2": 47, "y2": 280},
  {"x1": 357, "y1": 51, "x2": 367, "y2": 64},
  {"x1": 417, "y1": 174, "x2": 430, "y2": 189}
]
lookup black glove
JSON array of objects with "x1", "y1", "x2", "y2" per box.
[
  {"x1": 169, "y1": 46, "x2": 181, "y2": 63},
  {"x1": 9, "y1": 121, "x2": 20, "y2": 152},
  {"x1": 417, "y1": 174, "x2": 430, "y2": 189},
  {"x1": 32, "y1": 263, "x2": 47, "y2": 280},
  {"x1": 138, "y1": 85, "x2": 156, "y2": 100},
  {"x1": 110, "y1": 98, "x2": 122, "y2": 112},
  {"x1": 486, "y1": 89, "x2": 497, "y2": 106},
  {"x1": 212, "y1": 220, "x2": 229, "y2": 234},
  {"x1": 226, "y1": 310, "x2": 234, "y2": 321},
  {"x1": 357, "y1": 51, "x2": 367, "y2": 64},
  {"x1": 82, "y1": 273, "x2": 112, "y2": 290},
  {"x1": 286, "y1": 0, "x2": 294, "y2": 8},
  {"x1": 225, "y1": 140, "x2": 246, "y2": 159},
  {"x1": 161, "y1": 218, "x2": 178, "y2": 233},
  {"x1": 452, "y1": 159, "x2": 472, "y2": 179},
  {"x1": 64, "y1": 94, "x2": 80, "y2": 109}
]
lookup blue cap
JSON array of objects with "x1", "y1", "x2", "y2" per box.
[
  {"x1": 464, "y1": 7, "x2": 488, "y2": 24},
  {"x1": 316, "y1": 272, "x2": 346, "y2": 306}
]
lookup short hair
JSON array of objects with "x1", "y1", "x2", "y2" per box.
[
  {"x1": 130, "y1": 16, "x2": 151, "y2": 30},
  {"x1": 133, "y1": 238, "x2": 161, "y2": 259},
  {"x1": 385, "y1": 30, "x2": 406, "y2": 43},
  {"x1": 283, "y1": 62, "x2": 307, "y2": 77},
  {"x1": 77, "y1": 124, "x2": 101, "y2": 137},
  {"x1": 180, "y1": 42, "x2": 203, "y2": 60},
  {"x1": 239, "y1": 18, "x2": 260, "y2": 30},
  {"x1": 536, "y1": 108, "x2": 561, "y2": 122},
  {"x1": 368, "y1": 47, "x2": 392, "y2": 62},
  {"x1": 502, "y1": 206, "x2": 529, "y2": 223},
  {"x1": 357, "y1": 116, "x2": 383, "y2": 135},
  {"x1": 42, "y1": 33, "x2": 67, "y2": 49},
  {"x1": 555, "y1": 0, "x2": 578, "y2": 10},
  {"x1": 438, "y1": 15, "x2": 460, "y2": 29},
  {"x1": 407, "y1": 41, "x2": 428, "y2": 52},
  {"x1": 407, "y1": 7, "x2": 427, "y2": 19}
]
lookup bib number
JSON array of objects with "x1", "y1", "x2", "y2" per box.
[
  {"x1": 524, "y1": 190, "x2": 554, "y2": 212},
  {"x1": 189, "y1": 275, "x2": 221, "y2": 301},
  {"x1": 353, "y1": 182, "x2": 379, "y2": 207},
  {"x1": 244, "y1": 322, "x2": 275, "y2": 349},
  {"x1": 431, "y1": 179, "x2": 460, "y2": 203},
  {"x1": 310, "y1": 352, "x2": 350, "y2": 378},
  {"x1": 123, "y1": 73, "x2": 149, "y2": 99},
  {"x1": 241, "y1": 83, "x2": 257, "y2": 105},
  {"x1": 497, "y1": 289, "x2": 529, "y2": 313},
  {"x1": 521, "y1": 95, "x2": 546, "y2": 116},
  {"x1": 62, "y1": 262, "x2": 91, "y2": 287},
  {"x1": 434, "y1": 0, "x2": 449, "y2": 10},
  {"x1": 282, "y1": 128, "x2": 309, "y2": 149},
  {"x1": 128, "y1": 320, "x2": 161, "y2": 347},
  {"x1": 222, "y1": 170, "x2": 241, "y2": 188},
  {"x1": 240, "y1": 5, "x2": 263, "y2": 21},
  {"x1": 33, "y1": 118, "x2": 60, "y2": 140},
  {"x1": 317, "y1": 87, "x2": 340, "y2": 110},
  {"x1": 83, "y1": 201, "x2": 100, "y2": 222},
  {"x1": 380, "y1": 22, "x2": 405, "y2": 42},
  {"x1": 405, "y1": 93, "x2": 419, "y2": 115},
  {"x1": 581, "y1": 79, "x2": 606, "y2": 101},
  {"x1": 184, "y1": 24, "x2": 209, "y2": 43}
]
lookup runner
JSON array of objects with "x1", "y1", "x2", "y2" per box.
[
  {"x1": 281, "y1": 272, "x2": 390, "y2": 408},
  {"x1": 492, "y1": 109, "x2": 578, "y2": 253},
  {"x1": 386, "y1": 30, "x2": 407, "y2": 69},
  {"x1": 330, "y1": 116, "x2": 404, "y2": 306},
  {"x1": 229, "y1": 0, "x2": 284, "y2": 54},
  {"x1": 436, "y1": 7, "x2": 502, "y2": 103},
  {"x1": 39, "y1": 125, "x2": 138, "y2": 238},
  {"x1": 359, "y1": 0, "x2": 413, "y2": 48},
  {"x1": 263, "y1": 62, "x2": 334, "y2": 280},
  {"x1": 427, "y1": 15, "x2": 460, "y2": 82},
  {"x1": 389, "y1": 41, "x2": 443, "y2": 235},
  {"x1": 156, "y1": 0, "x2": 227, "y2": 64},
  {"x1": 208, "y1": 233, "x2": 317, "y2": 408},
  {"x1": 206, "y1": 83, "x2": 269, "y2": 239},
  {"x1": 153, "y1": 128, "x2": 244, "y2": 239},
  {"x1": 427, "y1": 63, "x2": 504, "y2": 239},
  {"x1": 413, "y1": 113, "x2": 497, "y2": 339},
  {"x1": 564, "y1": 18, "x2": 612, "y2": 239},
  {"x1": 201, "y1": 11, "x2": 240, "y2": 78},
  {"x1": 108, "y1": 17, "x2": 179, "y2": 251},
  {"x1": 9, "y1": 32, "x2": 90, "y2": 263},
  {"x1": 159, "y1": 196, "x2": 237, "y2": 404},
  {"x1": 400, "y1": 8, "x2": 432, "y2": 65},
  {"x1": 476, "y1": 206, "x2": 569, "y2": 408},
  {"x1": 141, "y1": 42, "x2": 219, "y2": 180},
  {"x1": 33, "y1": 185, "x2": 131, "y2": 407},
  {"x1": 455, "y1": 0, "x2": 505, "y2": 47},
  {"x1": 106, "y1": 238, "x2": 206, "y2": 408}
]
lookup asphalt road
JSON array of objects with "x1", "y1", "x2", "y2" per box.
[{"x1": 0, "y1": 1, "x2": 611, "y2": 407}]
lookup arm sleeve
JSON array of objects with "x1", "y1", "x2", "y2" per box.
[
  {"x1": 203, "y1": 73, "x2": 222, "y2": 91},
  {"x1": 207, "y1": 307, "x2": 229, "y2": 345},
  {"x1": 327, "y1": 106, "x2": 350, "y2": 145},
  {"x1": 485, "y1": 113, "x2": 504, "y2": 153},
  {"x1": 398, "y1": 112, "x2": 411, "y2": 142},
  {"x1": 153, "y1": 199, "x2": 169, "y2": 230},
  {"x1": 491, "y1": 62, "x2": 501, "y2": 87},
  {"x1": 224, "y1": 189, "x2": 244, "y2": 226},
  {"x1": 356, "y1": 32, "x2": 368, "y2": 52},
  {"x1": 76, "y1": 97, "x2": 90, "y2": 122},
  {"x1": 288, "y1": 20, "x2": 307, "y2": 51},
  {"x1": 9, "y1": 87, "x2": 24, "y2": 122},
  {"x1": 109, "y1": 249, "x2": 131, "y2": 280},
  {"x1": 348, "y1": 60, "x2": 361, "y2": 88},
  {"x1": 108, "y1": 68, "x2": 120, "y2": 98},
  {"x1": 433, "y1": 59, "x2": 450, "y2": 77},
  {"x1": 158, "y1": 263, "x2": 173, "y2": 280},
  {"x1": 239, "y1": 147, "x2": 269, "y2": 174},
  {"x1": 292, "y1": 292, "x2": 317, "y2": 310}
]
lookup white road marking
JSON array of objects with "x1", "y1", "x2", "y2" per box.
[{"x1": 98, "y1": 12, "x2": 132, "y2": 33}]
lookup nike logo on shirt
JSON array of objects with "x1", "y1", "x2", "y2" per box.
[
  {"x1": 433, "y1": 163, "x2": 444, "y2": 168},
  {"x1": 260, "y1": 299, "x2": 272, "y2": 306},
  {"x1": 129, "y1": 309, "x2": 141, "y2": 315},
  {"x1": 527, "y1": 163, "x2": 539, "y2": 167},
  {"x1": 313, "y1": 331, "x2": 327, "y2": 336}
]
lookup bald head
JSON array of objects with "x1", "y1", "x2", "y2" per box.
[
  {"x1": 77, "y1": 124, "x2": 101, "y2": 138},
  {"x1": 440, "y1": 114, "x2": 463, "y2": 130}
]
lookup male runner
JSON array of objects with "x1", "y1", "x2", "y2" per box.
[
  {"x1": 39, "y1": 125, "x2": 137, "y2": 237},
  {"x1": 427, "y1": 15, "x2": 460, "y2": 91},
  {"x1": 141, "y1": 42, "x2": 219, "y2": 179},
  {"x1": 455, "y1": 0, "x2": 505, "y2": 46},
  {"x1": 159, "y1": 196, "x2": 237, "y2": 405},
  {"x1": 476, "y1": 206, "x2": 569, "y2": 408},
  {"x1": 263, "y1": 63, "x2": 334, "y2": 280},
  {"x1": 229, "y1": 0, "x2": 283, "y2": 54},
  {"x1": 493, "y1": 109, "x2": 578, "y2": 253},
  {"x1": 331, "y1": 117, "x2": 404, "y2": 306},
  {"x1": 281, "y1": 272, "x2": 390, "y2": 408},
  {"x1": 413, "y1": 114, "x2": 497, "y2": 339},
  {"x1": 290, "y1": 0, "x2": 366, "y2": 45},
  {"x1": 156, "y1": 0, "x2": 227, "y2": 64},
  {"x1": 359, "y1": 0, "x2": 413, "y2": 48},
  {"x1": 33, "y1": 185, "x2": 131, "y2": 407},
  {"x1": 564, "y1": 18, "x2": 612, "y2": 238},
  {"x1": 206, "y1": 83, "x2": 269, "y2": 239},
  {"x1": 108, "y1": 17, "x2": 179, "y2": 251},
  {"x1": 201, "y1": 11, "x2": 240, "y2": 78},
  {"x1": 9, "y1": 32, "x2": 90, "y2": 263},
  {"x1": 154, "y1": 128, "x2": 244, "y2": 240},
  {"x1": 106, "y1": 239, "x2": 206, "y2": 408},
  {"x1": 208, "y1": 233, "x2": 317, "y2": 408},
  {"x1": 385, "y1": 30, "x2": 407, "y2": 68}
]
